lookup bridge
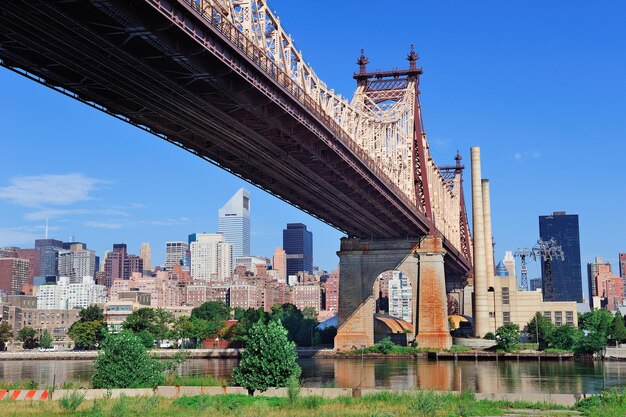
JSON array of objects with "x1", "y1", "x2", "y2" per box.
[{"x1": 0, "y1": 0, "x2": 494, "y2": 349}]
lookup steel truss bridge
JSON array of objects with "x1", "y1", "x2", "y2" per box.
[{"x1": 0, "y1": 0, "x2": 472, "y2": 279}]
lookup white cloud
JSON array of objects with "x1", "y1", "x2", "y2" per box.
[
  {"x1": 146, "y1": 217, "x2": 190, "y2": 226},
  {"x1": 24, "y1": 208, "x2": 89, "y2": 221},
  {"x1": 0, "y1": 173, "x2": 105, "y2": 207},
  {"x1": 512, "y1": 151, "x2": 542, "y2": 162},
  {"x1": 0, "y1": 226, "x2": 60, "y2": 246},
  {"x1": 84, "y1": 221, "x2": 123, "y2": 229}
]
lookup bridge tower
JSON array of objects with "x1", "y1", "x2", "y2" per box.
[{"x1": 335, "y1": 48, "x2": 472, "y2": 350}]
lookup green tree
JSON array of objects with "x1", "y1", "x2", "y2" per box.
[
  {"x1": 610, "y1": 312, "x2": 626, "y2": 343},
  {"x1": 495, "y1": 324, "x2": 520, "y2": 352},
  {"x1": 153, "y1": 308, "x2": 175, "y2": 340},
  {"x1": 270, "y1": 303, "x2": 308, "y2": 344},
  {"x1": 191, "y1": 301, "x2": 230, "y2": 323},
  {"x1": 68, "y1": 321, "x2": 105, "y2": 350},
  {"x1": 79, "y1": 305, "x2": 104, "y2": 322},
  {"x1": 68, "y1": 305, "x2": 107, "y2": 350},
  {"x1": 18, "y1": 326, "x2": 38, "y2": 349},
  {"x1": 575, "y1": 309, "x2": 613, "y2": 354},
  {"x1": 38, "y1": 330, "x2": 54, "y2": 349},
  {"x1": 547, "y1": 324, "x2": 580, "y2": 351},
  {"x1": 0, "y1": 321, "x2": 13, "y2": 351},
  {"x1": 523, "y1": 313, "x2": 555, "y2": 350},
  {"x1": 232, "y1": 320, "x2": 301, "y2": 395},
  {"x1": 302, "y1": 307, "x2": 317, "y2": 321},
  {"x1": 230, "y1": 307, "x2": 268, "y2": 341},
  {"x1": 92, "y1": 331, "x2": 167, "y2": 388},
  {"x1": 123, "y1": 308, "x2": 159, "y2": 334}
]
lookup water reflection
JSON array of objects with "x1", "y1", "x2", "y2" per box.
[{"x1": 0, "y1": 357, "x2": 624, "y2": 394}]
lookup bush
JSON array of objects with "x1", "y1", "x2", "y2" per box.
[
  {"x1": 58, "y1": 389, "x2": 85, "y2": 412},
  {"x1": 495, "y1": 324, "x2": 520, "y2": 352},
  {"x1": 375, "y1": 337, "x2": 395, "y2": 354},
  {"x1": 231, "y1": 320, "x2": 301, "y2": 395},
  {"x1": 483, "y1": 332, "x2": 495, "y2": 340},
  {"x1": 92, "y1": 331, "x2": 166, "y2": 388}
]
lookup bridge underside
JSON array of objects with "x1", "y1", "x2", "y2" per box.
[{"x1": 0, "y1": 1, "x2": 470, "y2": 282}]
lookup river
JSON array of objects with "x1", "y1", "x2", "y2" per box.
[{"x1": 1, "y1": 358, "x2": 625, "y2": 394}]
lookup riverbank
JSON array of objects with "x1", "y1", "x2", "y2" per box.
[
  {"x1": 0, "y1": 347, "x2": 579, "y2": 361},
  {"x1": 0, "y1": 349, "x2": 242, "y2": 361}
]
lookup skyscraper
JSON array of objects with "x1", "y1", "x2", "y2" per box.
[
  {"x1": 538, "y1": 211, "x2": 583, "y2": 302},
  {"x1": 503, "y1": 251, "x2": 516, "y2": 278},
  {"x1": 0, "y1": 258, "x2": 29, "y2": 294},
  {"x1": 140, "y1": 243, "x2": 152, "y2": 273},
  {"x1": 57, "y1": 243, "x2": 96, "y2": 283},
  {"x1": 388, "y1": 271, "x2": 413, "y2": 324},
  {"x1": 218, "y1": 188, "x2": 250, "y2": 262},
  {"x1": 620, "y1": 253, "x2": 626, "y2": 279},
  {"x1": 273, "y1": 247, "x2": 287, "y2": 282},
  {"x1": 587, "y1": 256, "x2": 611, "y2": 308},
  {"x1": 283, "y1": 223, "x2": 313, "y2": 276},
  {"x1": 104, "y1": 244, "x2": 143, "y2": 288},
  {"x1": 35, "y1": 239, "x2": 63, "y2": 277},
  {"x1": 190, "y1": 233, "x2": 232, "y2": 281},
  {"x1": 165, "y1": 241, "x2": 188, "y2": 270}
]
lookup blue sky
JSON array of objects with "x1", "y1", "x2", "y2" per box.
[{"x1": 1, "y1": 1, "x2": 625, "y2": 291}]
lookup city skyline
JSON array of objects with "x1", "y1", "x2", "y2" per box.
[{"x1": 1, "y1": 1, "x2": 626, "y2": 285}]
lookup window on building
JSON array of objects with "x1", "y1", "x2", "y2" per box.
[
  {"x1": 503, "y1": 312, "x2": 511, "y2": 325},
  {"x1": 566, "y1": 311, "x2": 574, "y2": 326},
  {"x1": 502, "y1": 287, "x2": 510, "y2": 305},
  {"x1": 555, "y1": 311, "x2": 563, "y2": 326},
  {"x1": 543, "y1": 311, "x2": 552, "y2": 322}
]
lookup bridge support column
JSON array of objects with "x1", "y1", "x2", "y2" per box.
[
  {"x1": 334, "y1": 236, "x2": 451, "y2": 351},
  {"x1": 414, "y1": 237, "x2": 452, "y2": 349}
]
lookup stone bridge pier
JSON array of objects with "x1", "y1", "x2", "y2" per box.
[{"x1": 334, "y1": 236, "x2": 452, "y2": 351}]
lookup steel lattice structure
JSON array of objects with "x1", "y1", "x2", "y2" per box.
[{"x1": 191, "y1": 0, "x2": 467, "y2": 254}]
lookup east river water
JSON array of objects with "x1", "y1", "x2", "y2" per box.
[{"x1": 2, "y1": 357, "x2": 626, "y2": 394}]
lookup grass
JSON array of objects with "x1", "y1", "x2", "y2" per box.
[
  {"x1": 0, "y1": 379, "x2": 39, "y2": 390},
  {"x1": 342, "y1": 344, "x2": 471, "y2": 355},
  {"x1": 0, "y1": 390, "x2": 586, "y2": 417},
  {"x1": 165, "y1": 374, "x2": 228, "y2": 387}
]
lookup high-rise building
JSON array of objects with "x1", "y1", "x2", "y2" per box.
[
  {"x1": 15, "y1": 248, "x2": 40, "y2": 285},
  {"x1": 234, "y1": 256, "x2": 270, "y2": 274},
  {"x1": 0, "y1": 258, "x2": 30, "y2": 294},
  {"x1": 36, "y1": 276, "x2": 106, "y2": 310},
  {"x1": 283, "y1": 223, "x2": 313, "y2": 276},
  {"x1": 529, "y1": 278, "x2": 542, "y2": 292},
  {"x1": 35, "y1": 239, "x2": 63, "y2": 277},
  {"x1": 190, "y1": 233, "x2": 232, "y2": 281},
  {"x1": 587, "y1": 256, "x2": 611, "y2": 307},
  {"x1": 273, "y1": 247, "x2": 287, "y2": 282},
  {"x1": 165, "y1": 242, "x2": 188, "y2": 270},
  {"x1": 388, "y1": 271, "x2": 413, "y2": 324},
  {"x1": 503, "y1": 251, "x2": 516, "y2": 278},
  {"x1": 140, "y1": 243, "x2": 152, "y2": 273},
  {"x1": 538, "y1": 212, "x2": 583, "y2": 302},
  {"x1": 218, "y1": 188, "x2": 251, "y2": 264},
  {"x1": 104, "y1": 244, "x2": 143, "y2": 288},
  {"x1": 57, "y1": 243, "x2": 96, "y2": 284},
  {"x1": 620, "y1": 253, "x2": 626, "y2": 280},
  {"x1": 495, "y1": 261, "x2": 509, "y2": 277}
]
